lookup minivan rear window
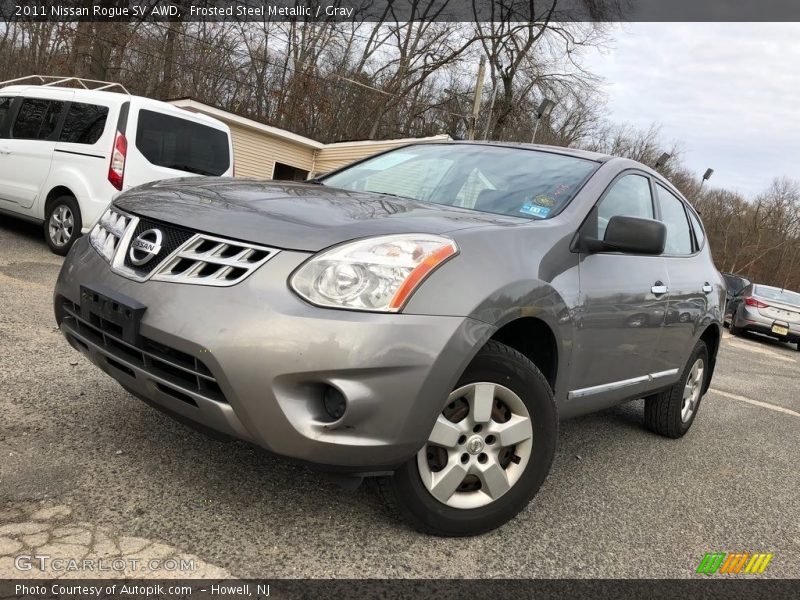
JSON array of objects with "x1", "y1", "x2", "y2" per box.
[
  {"x1": 135, "y1": 110, "x2": 229, "y2": 176},
  {"x1": 59, "y1": 102, "x2": 109, "y2": 145}
]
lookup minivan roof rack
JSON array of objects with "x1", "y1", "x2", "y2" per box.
[{"x1": 0, "y1": 75, "x2": 129, "y2": 94}]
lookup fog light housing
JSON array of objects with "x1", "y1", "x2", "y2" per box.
[{"x1": 323, "y1": 386, "x2": 346, "y2": 421}]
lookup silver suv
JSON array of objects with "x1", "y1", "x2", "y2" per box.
[{"x1": 54, "y1": 143, "x2": 725, "y2": 536}]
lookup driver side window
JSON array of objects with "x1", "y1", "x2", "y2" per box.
[{"x1": 596, "y1": 174, "x2": 654, "y2": 240}]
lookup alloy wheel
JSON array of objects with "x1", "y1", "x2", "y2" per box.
[
  {"x1": 417, "y1": 382, "x2": 533, "y2": 509},
  {"x1": 48, "y1": 205, "x2": 74, "y2": 248},
  {"x1": 681, "y1": 358, "x2": 705, "y2": 422}
]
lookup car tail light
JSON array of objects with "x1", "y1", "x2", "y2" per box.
[
  {"x1": 745, "y1": 297, "x2": 769, "y2": 308},
  {"x1": 108, "y1": 131, "x2": 127, "y2": 190}
]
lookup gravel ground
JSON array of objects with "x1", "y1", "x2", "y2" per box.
[{"x1": 1, "y1": 217, "x2": 798, "y2": 579}]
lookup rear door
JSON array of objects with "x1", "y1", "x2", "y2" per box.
[
  {"x1": 54, "y1": 99, "x2": 112, "y2": 165},
  {"x1": 0, "y1": 91, "x2": 72, "y2": 209},
  {"x1": 125, "y1": 107, "x2": 232, "y2": 188},
  {"x1": 571, "y1": 172, "x2": 671, "y2": 406},
  {"x1": 652, "y1": 183, "x2": 708, "y2": 374}
]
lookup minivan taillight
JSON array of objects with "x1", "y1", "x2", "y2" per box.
[
  {"x1": 745, "y1": 297, "x2": 769, "y2": 309},
  {"x1": 108, "y1": 131, "x2": 127, "y2": 190}
]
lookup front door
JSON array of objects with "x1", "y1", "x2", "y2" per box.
[{"x1": 571, "y1": 172, "x2": 670, "y2": 408}]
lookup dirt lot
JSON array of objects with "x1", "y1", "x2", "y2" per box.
[{"x1": 1, "y1": 217, "x2": 798, "y2": 579}]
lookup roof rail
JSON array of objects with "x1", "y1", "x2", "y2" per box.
[{"x1": 0, "y1": 75, "x2": 129, "y2": 94}]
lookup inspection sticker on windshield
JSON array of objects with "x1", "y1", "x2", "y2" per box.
[{"x1": 520, "y1": 201, "x2": 551, "y2": 218}]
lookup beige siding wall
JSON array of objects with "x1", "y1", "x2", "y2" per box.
[
  {"x1": 314, "y1": 139, "x2": 423, "y2": 175},
  {"x1": 229, "y1": 122, "x2": 315, "y2": 178}
]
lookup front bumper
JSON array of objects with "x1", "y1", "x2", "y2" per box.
[{"x1": 55, "y1": 238, "x2": 492, "y2": 472}]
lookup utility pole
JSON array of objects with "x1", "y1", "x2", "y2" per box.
[{"x1": 468, "y1": 56, "x2": 486, "y2": 141}]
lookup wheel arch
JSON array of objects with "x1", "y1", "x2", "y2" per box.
[
  {"x1": 698, "y1": 323, "x2": 722, "y2": 393},
  {"x1": 489, "y1": 317, "x2": 559, "y2": 392},
  {"x1": 39, "y1": 165, "x2": 104, "y2": 227},
  {"x1": 461, "y1": 279, "x2": 574, "y2": 403},
  {"x1": 44, "y1": 186, "x2": 77, "y2": 214}
]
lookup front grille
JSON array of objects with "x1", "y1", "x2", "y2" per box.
[
  {"x1": 61, "y1": 298, "x2": 226, "y2": 404},
  {"x1": 122, "y1": 216, "x2": 195, "y2": 277},
  {"x1": 151, "y1": 234, "x2": 278, "y2": 286},
  {"x1": 93, "y1": 207, "x2": 280, "y2": 286},
  {"x1": 89, "y1": 207, "x2": 131, "y2": 259}
]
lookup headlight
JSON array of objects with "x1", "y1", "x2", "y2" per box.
[
  {"x1": 89, "y1": 207, "x2": 131, "y2": 263},
  {"x1": 290, "y1": 234, "x2": 458, "y2": 312}
]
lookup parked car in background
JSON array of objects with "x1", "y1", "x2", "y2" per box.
[
  {"x1": 726, "y1": 283, "x2": 800, "y2": 350},
  {"x1": 55, "y1": 142, "x2": 724, "y2": 536},
  {"x1": 721, "y1": 272, "x2": 751, "y2": 308},
  {"x1": 0, "y1": 76, "x2": 234, "y2": 254}
]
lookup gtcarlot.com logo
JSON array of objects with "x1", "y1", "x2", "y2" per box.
[
  {"x1": 696, "y1": 552, "x2": 774, "y2": 575},
  {"x1": 15, "y1": 554, "x2": 196, "y2": 573}
]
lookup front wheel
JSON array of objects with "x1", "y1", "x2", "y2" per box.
[
  {"x1": 44, "y1": 195, "x2": 82, "y2": 256},
  {"x1": 379, "y1": 340, "x2": 557, "y2": 536},
  {"x1": 644, "y1": 340, "x2": 709, "y2": 438}
]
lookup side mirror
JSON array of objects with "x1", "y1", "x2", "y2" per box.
[{"x1": 583, "y1": 216, "x2": 666, "y2": 255}]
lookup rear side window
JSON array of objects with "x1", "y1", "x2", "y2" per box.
[
  {"x1": 687, "y1": 208, "x2": 705, "y2": 248},
  {"x1": 59, "y1": 102, "x2": 109, "y2": 144},
  {"x1": 135, "y1": 110, "x2": 229, "y2": 176},
  {"x1": 656, "y1": 183, "x2": 693, "y2": 255},
  {"x1": 0, "y1": 96, "x2": 13, "y2": 137},
  {"x1": 596, "y1": 174, "x2": 654, "y2": 240},
  {"x1": 12, "y1": 98, "x2": 64, "y2": 140}
]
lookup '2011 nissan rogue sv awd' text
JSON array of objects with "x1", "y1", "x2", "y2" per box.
[{"x1": 54, "y1": 142, "x2": 725, "y2": 536}]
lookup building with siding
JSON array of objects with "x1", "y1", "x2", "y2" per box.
[{"x1": 169, "y1": 99, "x2": 450, "y2": 180}]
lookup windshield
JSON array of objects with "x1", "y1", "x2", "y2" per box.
[
  {"x1": 321, "y1": 144, "x2": 599, "y2": 220},
  {"x1": 755, "y1": 285, "x2": 800, "y2": 305}
]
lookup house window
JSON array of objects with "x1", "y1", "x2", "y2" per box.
[{"x1": 273, "y1": 162, "x2": 309, "y2": 181}]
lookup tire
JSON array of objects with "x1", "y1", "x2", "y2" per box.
[
  {"x1": 728, "y1": 310, "x2": 742, "y2": 336},
  {"x1": 379, "y1": 340, "x2": 558, "y2": 537},
  {"x1": 44, "y1": 195, "x2": 82, "y2": 256},
  {"x1": 644, "y1": 340, "x2": 709, "y2": 439}
]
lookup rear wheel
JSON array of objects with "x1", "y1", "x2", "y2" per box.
[
  {"x1": 44, "y1": 195, "x2": 82, "y2": 255},
  {"x1": 644, "y1": 341, "x2": 709, "y2": 438},
  {"x1": 379, "y1": 341, "x2": 557, "y2": 536}
]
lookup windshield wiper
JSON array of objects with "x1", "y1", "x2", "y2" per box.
[{"x1": 369, "y1": 191, "x2": 414, "y2": 201}]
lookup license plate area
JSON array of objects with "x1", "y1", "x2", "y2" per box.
[
  {"x1": 80, "y1": 284, "x2": 146, "y2": 345},
  {"x1": 771, "y1": 323, "x2": 789, "y2": 336}
]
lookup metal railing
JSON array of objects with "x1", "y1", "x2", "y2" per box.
[{"x1": 0, "y1": 75, "x2": 129, "y2": 94}]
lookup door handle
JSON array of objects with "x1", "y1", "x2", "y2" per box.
[
  {"x1": 651, "y1": 281, "x2": 668, "y2": 296},
  {"x1": 702, "y1": 283, "x2": 713, "y2": 294}
]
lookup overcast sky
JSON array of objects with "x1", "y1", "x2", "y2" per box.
[{"x1": 582, "y1": 23, "x2": 800, "y2": 197}]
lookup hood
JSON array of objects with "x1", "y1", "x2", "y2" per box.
[{"x1": 113, "y1": 178, "x2": 523, "y2": 252}]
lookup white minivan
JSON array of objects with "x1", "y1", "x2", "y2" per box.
[{"x1": 0, "y1": 76, "x2": 234, "y2": 254}]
